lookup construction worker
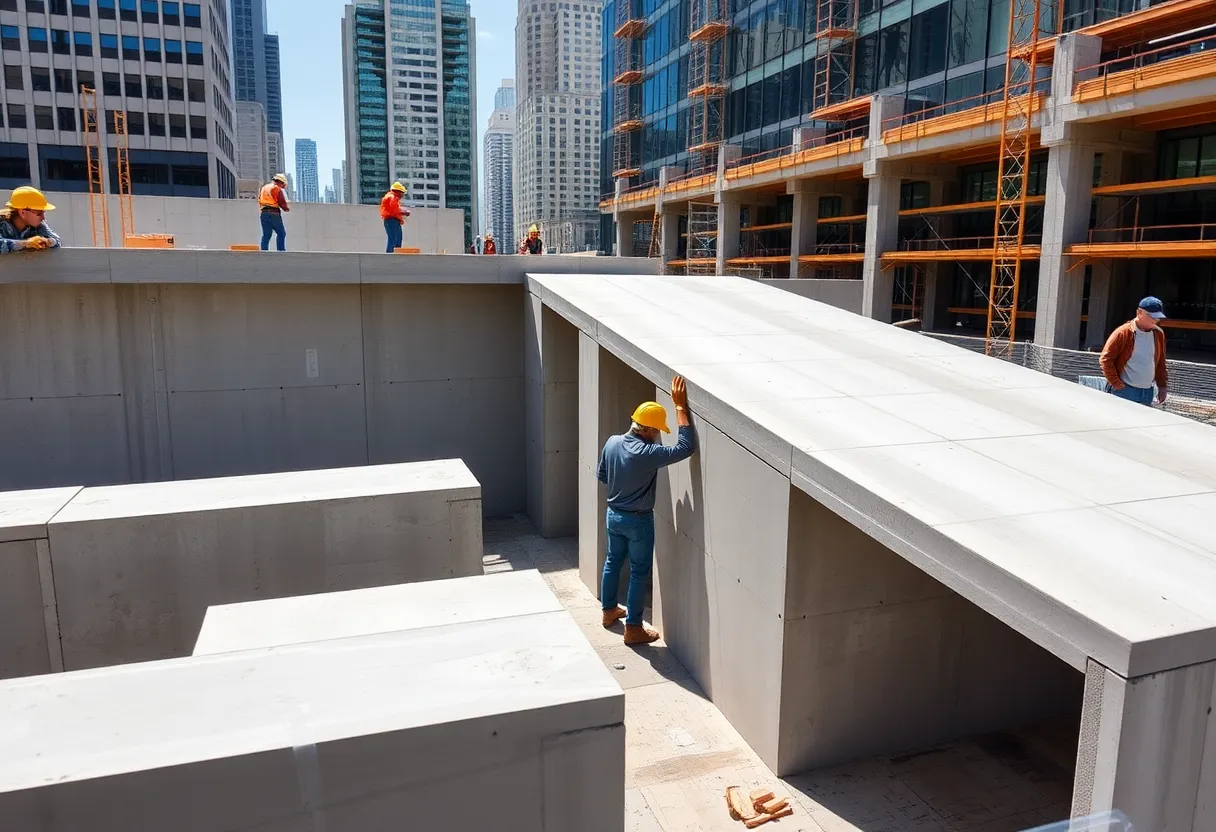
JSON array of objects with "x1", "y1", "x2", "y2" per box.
[
  {"x1": 482, "y1": 231, "x2": 497, "y2": 255},
  {"x1": 1100, "y1": 296, "x2": 1169, "y2": 406},
  {"x1": 0, "y1": 186, "x2": 61, "y2": 254},
  {"x1": 258, "y1": 174, "x2": 290, "y2": 251},
  {"x1": 597, "y1": 376, "x2": 697, "y2": 645},
  {"x1": 380, "y1": 182, "x2": 410, "y2": 253},
  {"x1": 519, "y1": 224, "x2": 544, "y2": 255}
]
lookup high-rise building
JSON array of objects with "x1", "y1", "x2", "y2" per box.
[
  {"x1": 324, "y1": 185, "x2": 336, "y2": 204},
  {"x1": 267, "y1": 133, "x2": 284, "y2": 179},
  {"x1": 514, "y1": 0, "x2": 603, "y2": 252},
  {"x1": 341, "y1": 1, "x2": 479, "y2": 246},
  {"x1": 235, "y1": 101, "x2": 269, "y2": 183},
  {"x1": 295, "y1": 139, "x2": 319, "y2": 203},
  {"x1": 0, "y1": 0, "x2": 239, "y2": 198},
  {"x1": 484, "y1": 85, "x2": 515, "y2": 247},
  {"x1": 263, "y1": 34, "x2": 283, "y2": 134},
  {"x1": 332, "y1": 168, "x2": 344, "y2": 204},
  {"x1": 286, "y1": 173, "x2": 296, "y2": 202},
  {"x1": 232, "y1": 0, "x2": 269, "y2": 108},
  {"x1": 494, "y1": 78, "x2": 516, "y2": 111},
  {"x1": 341, "y1": 160, "x2": 349, "y2": 202}
]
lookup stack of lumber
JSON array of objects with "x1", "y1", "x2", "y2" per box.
[{"x1": 724, "y1": 786, "x2": 794, "y2": 827}]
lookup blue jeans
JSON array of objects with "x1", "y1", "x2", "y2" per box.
[
  {"x1": 602, "y1": 508, "x2": 655, "y2": 626},
  {"x1": 384, "y1": 218, "x2": 403, "y2": 253},
  {"x1": 1108, "y1": 383, "x2": 1154, "y2": 405},
  {"x1": 260, "y1": 212, "x2": 286, "y2": 251}
]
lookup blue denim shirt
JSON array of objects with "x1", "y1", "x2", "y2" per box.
[
  {"x1": 0, "y1": 213, "x2": 62, "y2": 254},
  {"x1": 597, "y1": 425, "x2": 696, "y2": 513}
]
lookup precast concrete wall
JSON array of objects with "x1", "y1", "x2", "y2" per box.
[
  {"x1": 0, "y1": 251, "x2": 658, "y2": 516},
  {"x1": 761, "y1": 278, "x2": 864, "y2": 314},
  {"x1": 41, "y1": 191, "x2": 465, "y2": 254}
]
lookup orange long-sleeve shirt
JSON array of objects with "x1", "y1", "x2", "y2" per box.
[{"x1": 380, "y1": 192, "x2": 410, "y2": 222}]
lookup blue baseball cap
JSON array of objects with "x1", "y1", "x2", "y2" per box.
[{"x1": 1138, "y1": 296, "x2": 1166, "y2": 319}]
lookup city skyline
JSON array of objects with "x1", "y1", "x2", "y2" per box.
[
  {"x1": 483, "y1": 80, "x2": 515, "y2": 246},
  {"x1": 295, "y1": 138, "x2": 320, "y2": 203}
]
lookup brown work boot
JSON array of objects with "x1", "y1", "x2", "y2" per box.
[
  {"x1": 624, "y1": 623, "x2": 660, "y2": 645},
  {"x1": 602, "y1": 606, "x2": 626, "y2": 628}
]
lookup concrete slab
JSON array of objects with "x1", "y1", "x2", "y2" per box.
[
  {"x1": 47, "y1": 460, "x2": 484, "y2": 670},
  {"x1": 0, "y1": 611, "x2": 625, "y2": 832},
  {"x1": 194, "y1": 570, "x2": 562, "y2": 654}
]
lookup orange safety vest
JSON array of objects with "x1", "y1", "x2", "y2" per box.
[{"x1": 259, "y1": 183, "x2": 284, "y2": 210}]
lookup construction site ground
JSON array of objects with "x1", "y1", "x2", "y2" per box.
[{"x1": 483, "y1": 516, "x2": 1078, "y2": 832}]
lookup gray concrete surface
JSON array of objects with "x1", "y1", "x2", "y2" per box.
[
  {"x1": 529, "y1": 273, "x2": 1216, "y2": 831},
  {"x1": 194, "y1": 570, "x2": 562, "y2": 655},
  {"x1": 0, "y1": 253, "x2": 656, "y2": 515},
  {"x1": 0, "y1": 593, "x2": 625, "y2": 832},
  {"x1": 45, "y1": 460, "x2": 483, "y2": 670}
]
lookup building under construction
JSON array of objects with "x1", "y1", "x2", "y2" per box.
[{"x1": 600, "y1": 0, "x2": 1216, "y2": 357}]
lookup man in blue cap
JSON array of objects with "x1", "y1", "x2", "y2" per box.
[{"x1": 1099, "y1": 296, "x2": 1169, "y2": 406}]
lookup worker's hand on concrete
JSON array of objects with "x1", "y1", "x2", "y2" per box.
[
  {"x1": 22, "y1": 236, "x2": 50, "y2": 251},
  {"x1": 671, "y1": 376, "x2": 688, "y2": 409}
]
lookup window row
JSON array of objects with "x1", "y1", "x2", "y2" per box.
[
  {"x1": 0, "y1": 0, "x2": 202, "y2": 27},
  {"x1": 1, "y1": 100, "x2": 207, "y2": 138},
  {"x1": 0, "y1": 26, "x2": 204, "y2": 63},
  {"x1": 2, "y1": 64, "x2": 205, "y2": 102}
]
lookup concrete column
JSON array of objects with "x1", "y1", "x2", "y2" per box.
[
  {"x1": 1051, "y1": 33, "x2": 1103, "y2": 101},
  {"x1": 1084, "y1": 150, "x2": 1126, "y2": 348},
  {"x1": 1072, "y1": 659, "x2": 1216, "y2": 832},
  {"x1": 660, "y1": 210, "x2": 680, "y2": 269},
  {"x1": 716, "y1": 197, "x2": 742, "y2": 276},
  {"x1": 789, "y1": 181, "x2": 819, "y2": 278},
  {"x1": 524, "y1": 294, "x2": 579, "y2": 538},
  {"x1": 577, "y1": 333, "x2": 654, "y2": 598},
  {"x1": 861, "y1": 168, "x2": 901, "y2": 322},
  {"x1": 614, "y1": 216, "x2": 633, "y2": 258},
  {"x1": 920, "y1": 180, "x2": 947, "y2": 330},
  {"x1": 1034, "y1": 139, "x2": 1097, "y2": 351}
]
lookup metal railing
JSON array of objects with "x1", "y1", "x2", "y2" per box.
[
  {"x1": 880, "y1": 80, "x2": 1051, "y2": 136},
  {"x1": 924, "y1": 332, "x2": 1216, "y2": 425},
  {"x1": 725, "y1": 125, "x2": 868, "y2": 179},
  {"x1": 1076, "y1": 30, "x2": 1216, "y2": 88},
  {"x1": 1087, "y1": 222, "x2": 1216, "y2": 244}
]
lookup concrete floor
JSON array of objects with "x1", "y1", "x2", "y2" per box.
[{"x1": 484, "y1": 516, "x2": 1078, "y2": 832}]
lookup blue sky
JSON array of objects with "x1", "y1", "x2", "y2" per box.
[{"x1": 267, "y1": 0, "x2": 516, "y2": 192}]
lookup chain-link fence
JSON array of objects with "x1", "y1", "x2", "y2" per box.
[{"x1": 924, "y1": 333, "x2": 1216, "y2": 426}]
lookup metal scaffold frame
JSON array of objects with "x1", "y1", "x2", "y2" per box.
[
  {"x1": 686, "y1": 201, "x2": 718, "y2": 275},
  {"x1": 986, "y1": 0, "x2": 1045, "y2": 358},
  {"x1": 81, "y1": 86, "x2": 110, "y2": 248},
  {"x1": 811, "y1": 0, "x2": 859, "y2": 113},
  {"x1": 688, "y1": 0, "x2": 728, "y2": 159},
  {"x1": 114, "y1": 111, "x2": 135, "y2": 243},
  {"x1": 611, "y1": 0, "x2": 646, "y2": 182}
]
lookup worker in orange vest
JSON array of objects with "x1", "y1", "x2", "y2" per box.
[
  {"x1": 380, "y1": 182, "x2": 410, "y2": 253},
  {"x1": 258, "y1": 174, "x2": 290, "y2": 251}
]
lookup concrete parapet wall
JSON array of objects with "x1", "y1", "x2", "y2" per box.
[
  {"x1": 40, "y1": 191, "x2": 466, "y2": 254},
  {"x1": 761, "y1": 278, "x2": 863, "y2": 314},
  {"x1": 0, "y1": 254, "x2": 654, "y2": 513}
]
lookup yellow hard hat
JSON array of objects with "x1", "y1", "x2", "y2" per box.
[
  {"x1": 529, "y1": 224, "x2": 539, "y2": 234},
  {"x1": 391, "y1": 181, "x2": 406, "y2": 193},
  {"x1": 6, "y1": 186, "x2": 54, "y2": 212},
  {"x1": 631, "y1": 401, "x2": 670, "y2": 433},
  {"x1": 273, "y1": 173, "x2": 287, "y2": 185}
]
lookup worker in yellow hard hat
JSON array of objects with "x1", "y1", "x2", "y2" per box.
[
  {"x1": 519, "y1": 224, "x2": 544, "y2": 255},
  {"x1": 596, "y1": 376, "x2": 697, "y2": 645},
  {"x1": 1, "y1": 186, "x2": 61, "y2": 254},
  {"x1": 258, "y1": 174, "x2": 290, "y2": 251},
  {"x1": 380, "y1": 181, "x2": 410, "y2": 253}
]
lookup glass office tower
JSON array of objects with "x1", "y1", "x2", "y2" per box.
[
  {"x1": 343, "y1": 3, "x2": 389, "y2": 205},
  {"x1": 441, "y1": 0, "x2": 477, "y2": 249}
]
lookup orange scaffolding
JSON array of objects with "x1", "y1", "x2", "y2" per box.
[
  {"x1": 80, "y1": 86, "x2": 110, "y2": 248},
  {"x1": 810, "y1": 0, "x2": 859, "y2": 114},
  {"x1": 611, "y1": 0, "x2": 645, "y2": 181}
]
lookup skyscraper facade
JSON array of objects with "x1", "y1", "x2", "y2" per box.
[
  {"x1": 332, "y1": 167, "x2": 344, "y2": 204},
  {"x1": 341, "y1": 1, "x2": 479, "y2": 246},
  {"x1": 494, "y1": 78, "x2": 516, "y2": 111},
  {"x1": 514, "y1": 0, "x2": 604, "y2": 252},
  {"x1": 263, "y1": 34, "x2": 283, "y2": 134},
  {"x1": 484, "y1": 82, "x2": 515, "y2": 247},
  {"x1": 232, "y1": 0, "x2": 268, "y2": 108},
  {"x1": 0, "y1": 0, "x2": 239, "y2": 198},
  {"x1": 341, "y1": 2, "x2": 388, "y2": 205},
  {"x1": 295, "y1": 138, "x2": 319, "y2": 203},
  {"x1": 235, "y1": 101, "x2": 269, "y2": 182}
]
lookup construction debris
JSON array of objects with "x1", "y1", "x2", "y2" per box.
[{"x1": 725, "y1": 785, "x2": 793, "y2": 826}]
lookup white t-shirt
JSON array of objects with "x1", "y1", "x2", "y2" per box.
[{"x1": 1120, "y1": 326, "x2": 1157, "y2": 389}]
